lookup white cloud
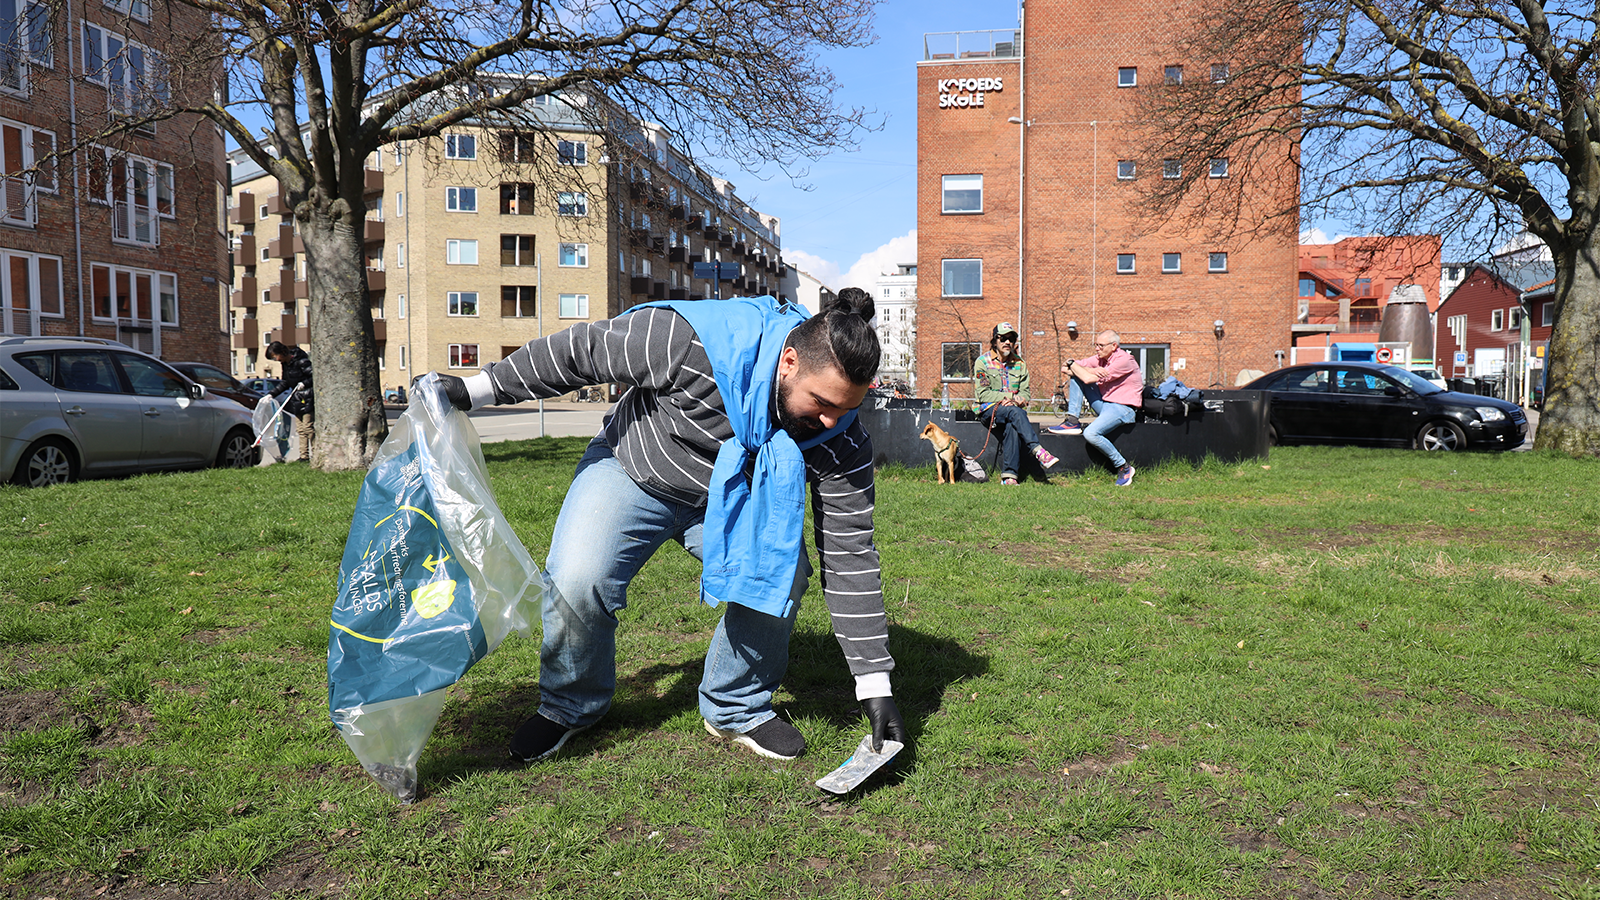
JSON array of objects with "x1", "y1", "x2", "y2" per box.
[
  {"x1": 841, "y1": 231, "x2": 917, "y2": 293},
  {"x1": 781, "y1": 249, "x2": 841, "y2": 292},
  {"x1": 785, "y1": 230, "x2": 918, "y2": 295}
]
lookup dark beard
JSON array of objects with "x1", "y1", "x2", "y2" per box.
[{"x1": 775, "y1": 376, "x2": 825, "y2": 442}]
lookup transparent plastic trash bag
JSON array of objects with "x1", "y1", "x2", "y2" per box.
[
  {"x1": 250, "y1": 393, "x2": 298, "y2": 463},
  {"x1": 328, "y1": 373, "x2": 548, "y2": 802}
]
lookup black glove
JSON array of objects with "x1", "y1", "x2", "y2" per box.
[
  {"x1": 411, "y1": 373, "x2": 472, "y2": 411},
  {"x1": 862, "y1": 696, "x2": 907, "y2": 752}
]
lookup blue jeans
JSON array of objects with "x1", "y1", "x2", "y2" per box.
[
  {"x1": 1067, "y1": 379, "x2": 1136, "y2": 468},
  {"x1": 979, "y1": 404, "x2": 1043, "y2": 478},
  {"x1": 540, "y1": 438, "x2": 808, "y2": 734}
]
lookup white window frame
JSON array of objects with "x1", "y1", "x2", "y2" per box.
[
  {"x1": 557, "y1": 191, "x2": 588, "y2": 217},
  {"x1": 1162, "y1": 253, "x2": 1181, "y2": 274},
  {"x1": 1116, "y1": 160, "x2": 1136, "y2": 180},
  {"x1": 446, "y1": 239, "x2": 477, "y2": 265},
  {"x1": 1, "y1": 0, "x2": 52, "y2": 95},
  {"x1": 1164, "y1": 65, "x2": 1183, "y2": 85},
  {"x1": 1116, "y1": 253, "x2": 1136, "y2": 274},
  {"x1": 103, "y1": 0, "x2": 150, "y2": 21},
  {"x1": 81, "y1": 21, "x2": 166, "y2": 117},
  {"x1": 557, "y1": 139, "x2": 588, "y2": 166},
  {"x1": 1163, "y1": 160, "x2": 1181, "y2": 179},
  {"x1": 941, "y1": 174, "x2": 983, "y2": 214},
  {"x1": 448, "y1": 343, "x2": 479, "y2": 368},
  {"x1": 1490, "y1": 309, "x2": 1504, "y2": 331},
  {"x1": 1211, "y1": 62, "x2": 1229, "y2": 84},
  {"x1": 941, "y1": 259, "x2": 982, "y2": 297},
  {"x1": 1117, "y1": 67, "x2": 1137, "y2": 87},
  {"x1": 397, "y1": 293, "x2": 407, "y2": 319},
  {"x1": 558, "y1": 292, "x2": 589, "y2": 318},
  {"x1": 559, "y1": 242, "x2": 589, "y2": 267},
  {"x1": 1, "y1": 118, "x2": 55, "y2": 226},
  {"x1": 1209, "y1": 158, "x2": 1228, "y2": 178},
  {"x1": 445, "y1": 186, "x2": 476, "y2": 212},
  {"x1": 1208, "y1": 252, "x2": 1228, "y2": 273},
  {"x1": 394, "y1": 191, "x2": 404, "y2": 216},
  {"x1": 88, "y1": 262, "x2": 178, "y2": 326},
  {"x1": 447, "y1": 290, "x2": 479, "y2": 317},
  {"x1": 444, "y1": 134, "x2": 476, "y2": 160},
  {"x1": 1508, "y1": 307, "x2": 1522, "y2": 329},
  {"x1": 85, "y1": 146, "x2": 167, "y2": 245},
  {"x1": 0, "y1": 250, "x2": 63, "y2": 335},
  {"x1": 396, "y1": 242, "x2": 405, "y2": 268},
  {"x1": 399, "y1": 344, "x2": 407, "y2": 369},
  {"x1": 1541, "y1": 301, "x2": 1553, "y2": 327}
]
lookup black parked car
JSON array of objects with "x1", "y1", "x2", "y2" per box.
[
  {"x1": 1243, "y1": 362, "x2": 1527, "y2": 451},
  {"x1": 170, "y1": 362, "x2": 265, "y2": 409}
]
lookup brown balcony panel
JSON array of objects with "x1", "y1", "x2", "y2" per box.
[
  {"x1": 628, "y1": 182, "x2": 646, "y2": 201},
  {"x1": 629, "y1": 228, "x2": 650, "y2": 247},
  {"x1": 230, "y1": 192, "x2": 256, "y2": 224},
  {"x1": 364, "y1": 220, "x2": 385, "y2": 244},
  {"x1": 650, "y1": 237, "x2": 665, "y2": 254},
  {"x1": 266, "y1": 193, "x2": 288, "y2": 216},
  {"x1": 668, "y1": 204, "x2": 685, "y2": 221},
  {"x1": 703, "y1": 225, "x2": 718, "y2": 240},
  {"x1": 685, "y1": 215, "x2": 703, "y2": 230},
  {"x1": 230, "y1": 318, "x2": 259, "y2": 349},
  {"x1": 364, "y1": 168, "x2": 384, "y2": 195},
  {"x1": 231, "y1": 276, "x2": 258, "y2": 307},
  {"x1": 371, "y1": 318, "x2": 386, "y2": 341},
  {"x1": 668, "y1": 246, "x2": 686, "y2": 263},
  {"x1": 668, "y1": 287, "x2": 688, "y2": 301},
  {"x1": 294, "y1": 279, "x2": 309, "y2": 300},
  {"x1": 718, "y1": 232, "x2": 733, "y2": 247},
  {"x1": 367, "y1": 269, "x2": 386, "y2": 292},
  {"x1": 629, "y1": 275, "x2": 651, "y2": 295},
  {"x1": 267, "y1": 239, "x2": 283, "y2": 259},
  {"x1": 649, "y1": 281, "x2": 667, "y2": 300}
]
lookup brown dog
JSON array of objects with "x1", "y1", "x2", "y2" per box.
[{"x1": 919, "y1": 421, "x2": 962, "y2": 484}]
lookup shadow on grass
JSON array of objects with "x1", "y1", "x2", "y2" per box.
[{"x1": 418, "y1": 623, "x2": 986, "y2": 794}]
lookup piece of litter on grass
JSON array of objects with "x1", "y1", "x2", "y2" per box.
[
  {"x1": 187, "y1": 571, "x2": 206, "y2": 576},
  {"x1": 180, "y1": 607, "x2": 193, "y2": 615},
  {"x1": 1236, "y1": 639, "x2": 1245, "y2": 648},
  {"x1": 816, "y1": 735, "x2": 903, "y2": 794}
]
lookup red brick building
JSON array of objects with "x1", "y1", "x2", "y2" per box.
[
  {"x1": 1434, "y1": 262, "x2": 1555, "y2": 402},
  {"x1": 1295, "y1": 235, "x2": 1442, "y2": 337},
  {"x1": 0, "y1": 0, "x2": 228, "y2": 364},
  {"x1": 915, "y1": 2, "x2": 1299, "y2": 396}
]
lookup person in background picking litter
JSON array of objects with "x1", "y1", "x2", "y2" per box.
[
  {"x1": 1049, "y1": 330, "x2": 1141, "y2": 486},
  {"x1": 420, "y1": 289, "x2": 908, "y2": 764},
  {"x1": 266, "y1": 340, "x2": 314, "y2": 462},
  {"x1": 973, "y1": 323, "x2": 1058, "y2": 485}
]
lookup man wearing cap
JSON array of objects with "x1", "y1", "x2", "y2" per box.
[
  {"x1": 973, "y1": 323, "x2": 1058, "y2": 485},
  {"x1": 1049, "y1": 330, "x2": 1141, "y2": 486}
]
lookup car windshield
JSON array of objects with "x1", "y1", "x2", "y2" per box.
[{"x1": 1381, "y1": 365, "x2": 1445, "y2": 395}]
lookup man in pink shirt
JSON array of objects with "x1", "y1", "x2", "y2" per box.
[{"x1": 1047, "y1": 330, "x2": 1142, "y2": 486}]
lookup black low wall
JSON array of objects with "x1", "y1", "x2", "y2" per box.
[{"x1": 856, "y1": 392, "x2": 1269, "y2": 479}]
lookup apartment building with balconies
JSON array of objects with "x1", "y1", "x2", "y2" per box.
[
  {"x1": 1, "y1": 0, "x2": 229, "y2": 362},
  {"x1": 228, "y1": 91, "x2": 786, "y2": 394}
]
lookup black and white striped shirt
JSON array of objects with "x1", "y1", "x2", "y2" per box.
[{"x1": 463, "y1": 308, "x2": 893, "y2": 696}]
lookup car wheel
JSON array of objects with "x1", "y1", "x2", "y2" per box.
[
  {"x1": 1267, "y1": 423, "x2": 1280, "y2": 447},
  {"x1": 1416, "y1": 420, "x2": 1467, "y2": 452},
  {"x1": 13, "y1": 438, "x2": 78, "y2": 487},
  {"x1": 216, "y1": 427, "x2": 259, "y2": 469}
]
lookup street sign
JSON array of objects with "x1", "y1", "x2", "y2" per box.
[{"x1": 1453, "y1": 351, "x2": 1467, "y2": 366}]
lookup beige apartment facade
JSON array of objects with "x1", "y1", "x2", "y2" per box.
[{"x1": 228, "y1": 100, "x2": 787, "y2": 395}]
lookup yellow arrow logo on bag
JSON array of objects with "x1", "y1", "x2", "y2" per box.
[{"x1": 423, "y1": 551, "x2": 451, "y2": 573}]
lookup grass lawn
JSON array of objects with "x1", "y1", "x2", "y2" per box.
[{"x1": 1, "y1": 439, "x2": 1597, "y2": 899}]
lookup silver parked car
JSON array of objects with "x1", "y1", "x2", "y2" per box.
[{"x1": 0, "y1": 336, "x2": 259, "y2": 487}]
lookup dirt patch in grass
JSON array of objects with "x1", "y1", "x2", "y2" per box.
[{"x1": 0, "y1": 689, "x2": 78, "y2": 735}]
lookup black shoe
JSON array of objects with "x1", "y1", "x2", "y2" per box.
[
  {"x1": 703, "y1": 717, "x2": 806, "y2": 760},
  {"x1": 508, "y1": 714, "x2": 587, "y2": 763}
]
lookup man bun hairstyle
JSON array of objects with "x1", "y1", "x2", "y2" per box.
[{"x1": 785, "y1": 286, "x2": 881, "y2": 386}]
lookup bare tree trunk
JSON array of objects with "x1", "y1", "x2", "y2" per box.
[
  {"x1": 302, "y1": 211, "x2": 387, "y2": 469},
  {"x1": 1535, "y1": 241, "x2": 1600, "y2": 456}
]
